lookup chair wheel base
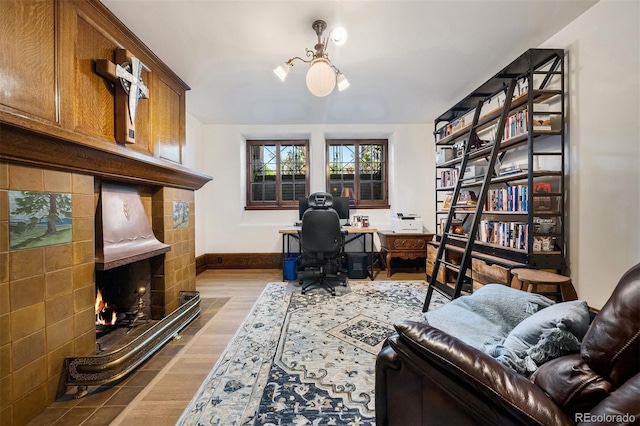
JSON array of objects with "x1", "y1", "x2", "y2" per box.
[{"x1": 299, "y1": 276, "x2": 340, "y2": 297}]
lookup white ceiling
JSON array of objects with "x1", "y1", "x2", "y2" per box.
[{"x1": 102, "y1": 0, "x2": 597, "y2": 125}]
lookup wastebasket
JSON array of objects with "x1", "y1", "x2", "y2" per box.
[
  {"x1": 283, "y1": 256, "x2": 299, "y2": 281},
  {"x1": 347, "y1": 252, "x2": 368, "y2": 279}
]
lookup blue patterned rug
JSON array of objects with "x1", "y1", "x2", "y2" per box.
[{"x1": 178, "y1": 280, "x2": 446, "y2": 426}]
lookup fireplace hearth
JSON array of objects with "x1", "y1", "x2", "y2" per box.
[{"x1": 66, "y1": 290, "x2": 200, "y2": 398}]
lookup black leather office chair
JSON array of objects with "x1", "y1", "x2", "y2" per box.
[{"x1": 298, "y1": 192, "x2": 346, "y2": 296}]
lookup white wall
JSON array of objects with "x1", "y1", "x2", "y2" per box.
[
  {"x1": 185, "y1": 112, "x2": 206, "y2": 255},
  {"x1": 189, "y1": 0, "x2": 639, "y2": 309},
  {"x1": 193, "y1": 123, "x2": 433, "y2": 254},
  {"x1": 541, "y1": 0, "x2": 639, "y2": 308}
]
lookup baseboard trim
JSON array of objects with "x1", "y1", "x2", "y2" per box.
[
  {"x1": 196, "y1": 253, "x2": 282, "y2": 273},
  {"x1": 196, "y1": 252, "x2": 388, "y2": 275}
]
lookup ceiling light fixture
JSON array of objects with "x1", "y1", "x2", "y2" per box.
[{"x1": 274, "y1": 20, "x2": 349, "y2": 97}]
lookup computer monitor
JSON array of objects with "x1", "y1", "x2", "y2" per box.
[
  {"x1": 331, "y1": 196, "x2": 350, "y2": 225},
  {"x1": 298, "y1": 197, "x2": 310, "y2": 220},
  {"x1": 299, "y1": 196, "x2": 349, "y2": 225}
]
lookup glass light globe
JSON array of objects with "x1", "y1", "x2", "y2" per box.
[
  {"x1": 330, "y1": 27, "x2": 348, "y2": 46},
  {"x1": 337, "y1": 73, "x2": 350, "y2": 91},
  {"x1": 273, "y1": 62, "x2": 291, "y2": 81},
  {"x1": 306, "y1": 59, "x2": 336, "y2": 97}
]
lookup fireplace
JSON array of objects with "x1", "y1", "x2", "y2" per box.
[
  {"x1": 0, "y1": 5, "x2": 210, "y2": 415},
  {"x1": 62, "y1": 181, "x2": 200, "y2": 398},
  {"x1": 93, "y1": 181, "x2": 169, "y2": 335}
]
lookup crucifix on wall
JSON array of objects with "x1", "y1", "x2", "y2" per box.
[{"x1": 96, "y1": 48, "x2": 149, "y2": 144}]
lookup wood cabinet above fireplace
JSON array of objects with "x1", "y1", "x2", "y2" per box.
[{"x1": 0, "y1": 0, "x2": 211, "y2": 190}]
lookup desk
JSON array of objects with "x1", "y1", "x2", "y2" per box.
[
  {"x1": 378, "y1": 230, "x2": 434, "y2": 277},
  {"x1": 279, "y1": 226, "x2": 377, "y2": 281}
]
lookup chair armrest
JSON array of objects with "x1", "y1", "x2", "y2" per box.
[{"x1": 390, "y1": 320, "x2": 573, "y2": 426}]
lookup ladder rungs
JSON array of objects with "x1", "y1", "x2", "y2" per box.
[
  {"x1": 440, "y1": 260, "x2": 461, "y2": 270},
  {"x1": 430, "y1": 281, "x2": 455, "y2": 299},
  {"x1": 429, "y1": 280, "x2": 473, "y2": 300},
  {"x1": 443, "y1": 232, "x2": 468, "y2": 239},
  {"x1": 460, "y1": 174, "x2": 486, "y2": 182},
  {"x1": 425, "y1": 79, "x2": 518, "y2": 313},
  {"x1": 451, "y1": 204, "x2": 478, "y2": 210}
]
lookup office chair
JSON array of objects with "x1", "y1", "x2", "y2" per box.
[{"x1": 298, "y1": 192, "x2": 346, "y2": 296}]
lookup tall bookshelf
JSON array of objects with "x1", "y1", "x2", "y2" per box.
[{"x1": 425, "y1": 48, "x2": 566, "y2": 309}]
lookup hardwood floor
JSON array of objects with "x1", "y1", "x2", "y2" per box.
[{"x1": 27, "y1": 267, "x2": 425, "y2": 426}]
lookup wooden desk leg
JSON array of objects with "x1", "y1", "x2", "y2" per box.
[{"x1": 386, "y1": 253, "x2": 392, "y2": 277}]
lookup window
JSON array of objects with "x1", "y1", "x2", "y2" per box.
[
  {"x1": 246, "y1": 140, "x2": 309, "y2": 209},
  {"x1": 326, "y1": 139, "x2": 389, "y2": 208}
]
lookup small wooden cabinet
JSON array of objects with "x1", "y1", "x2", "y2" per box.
[{"x1": 378, "y1": 231, "x2": 434, "y2": 277}]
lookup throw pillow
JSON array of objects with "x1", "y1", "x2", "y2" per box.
[
  {"x1": 503, "y1": 300, "x2": 590, "y2": 354},
  {"x1": 487, "y1": 300, "x2": 590, "y2": 375}
]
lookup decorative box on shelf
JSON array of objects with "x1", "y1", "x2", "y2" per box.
[
  {"x1": 463, "y1": 165, "x2": 485, "y2": 182},
  {"x1": 436, "y1": 148, "x2": 455, "y2": 165}
]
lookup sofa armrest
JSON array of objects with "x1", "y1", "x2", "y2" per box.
[{"x1": 389, "y1": 320, "x2": 573, "y2": 426}]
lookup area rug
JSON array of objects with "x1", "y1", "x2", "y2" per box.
[{"x1": 178, "y1": 280, "x2": 447, "y2": 426}]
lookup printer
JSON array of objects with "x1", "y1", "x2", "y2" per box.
[{"x1": 391, "y1": 213, "x2": 423, "y2": 233}]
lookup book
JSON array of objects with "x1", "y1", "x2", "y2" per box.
[
  {"x1": 458, "y1": 190, "x2": 477, "y2": 207},
  {"x1": 533, "y1": 235, "x2": 556, "y2": 252},
  {"x1": 498, "y1": 165, "x2": 525, "y2": 176},
  {"x1": 442, "y1": 193, "x2": 453, "y2": 210},
  {"x1": 532, "y1": 182, "x2": 553, "y2": 211},
  {"x1": 533, "y1": 216, "x2": 557, "y2": 233}
]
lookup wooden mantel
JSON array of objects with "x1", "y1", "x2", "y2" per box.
[
  {"x1": 0, "y1": 0, "x2": 212, "y2": 190},
  {"x1": 0, "y1": 121, "x2": 211, "y2": 191}
]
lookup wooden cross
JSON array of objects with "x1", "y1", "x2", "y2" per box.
[{"x1": 96, "y1": 48, "x2": 149, "y2": 144}]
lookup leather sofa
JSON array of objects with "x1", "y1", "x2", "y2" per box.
[{"x1": 375, "y1": 263, "x2": 640, "y2": 425}]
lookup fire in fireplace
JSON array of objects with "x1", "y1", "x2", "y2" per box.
[
  {"x1": 95, "y1": 288, "x2": 117, "y2": 326},
  {"x1": 95, "y1": 258, "x2": 153, "y2": 337}
]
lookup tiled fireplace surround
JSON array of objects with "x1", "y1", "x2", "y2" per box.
[{"x1": 0, "y1": 162, "x2": 197, "y2": 425}]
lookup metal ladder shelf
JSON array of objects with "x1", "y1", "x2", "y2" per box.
[{"x1": 423, "y1": 79, "x2": 517, "y2": 312}]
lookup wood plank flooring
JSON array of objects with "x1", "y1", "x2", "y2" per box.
[{"x1": 27, "y1": 268, "x2": 425, "y2": 426}]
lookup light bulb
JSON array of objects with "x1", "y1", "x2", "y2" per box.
[
  {"x1": 274, "y1": 62, "x2": 291, "y2": 82},
  {"x1": 330, "y1": 27, "x2": 348, "y2": 46},
  {"x1": 337, "y1": 73, "x2": 350, "y2": 91}
]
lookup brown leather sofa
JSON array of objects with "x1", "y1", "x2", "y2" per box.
[{"x1": 376, "y1": 263, "x2": 640, "y2": 425}]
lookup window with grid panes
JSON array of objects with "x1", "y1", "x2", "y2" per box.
[
  {"x1": 246, "y1": 140, "x2": 309, "y2": 209},
  {"x1": 326, "y1": 140, "x2": 389, "y2": 208}
]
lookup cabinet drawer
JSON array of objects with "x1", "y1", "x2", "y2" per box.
[
  {"x1": 391, "y1": 237, "x2": 427, "y2": 250},
  {"x1": 471, "y1": 258, "x2": 510, "y2": 286},
  {"x1": 426, "y1": 245, "x2": 446, "y2": 283}
]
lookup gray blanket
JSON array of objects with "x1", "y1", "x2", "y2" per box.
[{"x1": 424, "y1": 284, "x2": 554, "y2": 350}]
